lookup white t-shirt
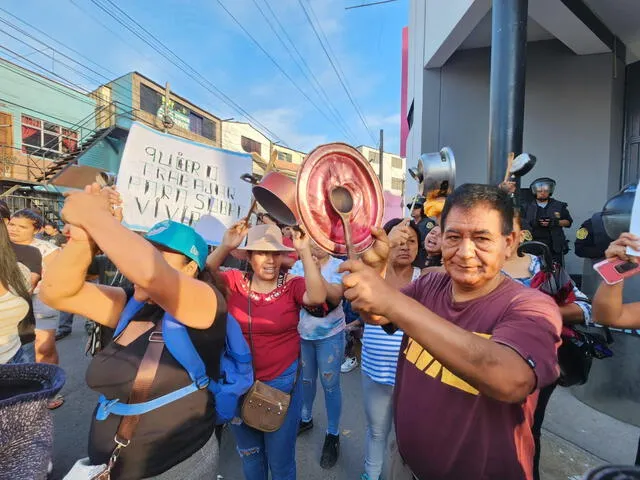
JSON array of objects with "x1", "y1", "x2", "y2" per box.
[
  {"x1": 290, "y1": 256, "x2": 346, "y2": 341},
  {"x1": 30, "y1": 238, "x2": 59, "y2": 295}
]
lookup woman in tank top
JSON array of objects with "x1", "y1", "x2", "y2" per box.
[
  {"x1": 0, "y1": 221, "x2": 30, "y2": 364},
  {"x1": 359, "y1": 218, "x2": 422, "y2": 480},
  {"x1": 40, "y1": 184, "x2": 226, "y2": 480}
]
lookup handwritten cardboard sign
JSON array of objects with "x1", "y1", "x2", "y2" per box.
[{"x1": 116, "y1": 122, "x2": 251, "y2": 232}]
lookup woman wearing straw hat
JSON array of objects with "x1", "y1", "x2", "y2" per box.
[
  {"x1": 40, "y1": 184, "x2": 227, "y2": 480},
  {"x1": 207, "y1": 221, "x2": 327, "y2": 480}
]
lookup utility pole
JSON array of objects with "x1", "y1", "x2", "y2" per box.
[
  {"x1": 487, "y1": 0, "x2": 528, "y2": 187},
  {"x1": 163, "y1": 82, "x2": 171, "y2": 133},
  {"x1": 378, "y1": 129, "x2": 384, "y2": 189}
]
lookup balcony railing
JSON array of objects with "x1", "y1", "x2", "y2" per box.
[{"x1": 0, "y1": 144, "x2": 49, "y2": 183}]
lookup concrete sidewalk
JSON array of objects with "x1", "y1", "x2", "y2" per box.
[{"x1": 49, "y1": 320, "x2": 639, "y2": 479}]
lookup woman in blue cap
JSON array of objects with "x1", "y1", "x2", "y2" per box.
[{"x1": 40, "y1": 184, "x2": 226, "y2": 480}]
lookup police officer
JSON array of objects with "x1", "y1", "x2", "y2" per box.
[
  {"x1": 522, "y1": 177, "x2": 573, "y2": 265},
  {"x1": 575, "y1": 212, "x2": 611, "y2": 260},
  {"x1": 574, "y1": 212, "x2": 612, "y2": 297},
  {"x1": 406, "y1": 195, "x2": 435, "y2": 268}
]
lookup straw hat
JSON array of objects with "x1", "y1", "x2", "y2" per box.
[{"x1": 235, "y1": 224, "x2": 295, "y2": 259}]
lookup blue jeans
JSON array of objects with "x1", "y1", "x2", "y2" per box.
[
  {"x1": 7, "y1": 346, "x2": 28, "y2": 364},
  {"x1": 362, "y1": 371, "x2": 395, "y2": 480},
  {"x1": 231, "y1": 360, "x2": 303, "y2": 480},
  {"x1": 18, "y1": 342, "x2": 35, "y2": 363},
  {"x1": 57, "y1": 311, "x2": 74, "y2": 334},
  {"x1": 301, "y1": 332, "x2": 344, "y2": 435}
]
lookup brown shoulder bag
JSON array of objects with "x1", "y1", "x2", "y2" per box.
[{"x1": 241, "y1": 275, "x2": 300, "y2": 432}]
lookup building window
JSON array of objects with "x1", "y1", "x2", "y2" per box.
[
  {"x1": 202, "y1": 118, "x2": 216, "y2": 142},
  {"x1": 189, "y1": 112, "x2": 203, "y2": 136},
  {"x1": 369, "y1": 152, "x2": 380, "y2": 163},
  {"x1": 392, "y1": 156, "x2": 403, "y2": 168},
  {"x1": 241, "y1": 136, "x2": 262, "y2": 155},
  {"x1": 391, "y1": 177, "x2": 404, "y2": 191},
  {"x1": 277, "y1": 150, "x2": 293, "y2": 163},
  {"x1": 140, "y1": 84, "x2": 162, "y2": 115},
  {"x1": 21, "y1": 115, "x2": 78, "y2": 158}
]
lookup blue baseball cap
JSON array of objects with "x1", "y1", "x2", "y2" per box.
[{"x1": 144, "y1": 220, "x2": 208, "y2": 270}]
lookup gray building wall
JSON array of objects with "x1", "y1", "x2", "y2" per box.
[{"x1": 417, "y1": 40, "x2": 625, "y2": 273}]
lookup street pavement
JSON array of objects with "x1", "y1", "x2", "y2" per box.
[{"x1": 49, "y1": 318, "x2": 639, "y2": 479}]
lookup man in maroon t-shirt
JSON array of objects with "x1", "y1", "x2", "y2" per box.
[{"x1": 340, "y1": 184, "x2": 561, "y2": 480}]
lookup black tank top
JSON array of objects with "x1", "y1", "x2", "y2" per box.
[{"x1": 86, "y1": 288, "x2": 226, "y2": 480}]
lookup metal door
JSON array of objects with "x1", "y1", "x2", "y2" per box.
[{"x1": 623, "y1": 61, "x2": 640, "y2": 186}]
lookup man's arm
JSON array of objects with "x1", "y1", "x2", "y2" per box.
[
  {"x1": 341, "y1": 262, "x2": 559, "y2": 403},
  {"x1": 591, "y1": 233, "x2": 640, "y2": 329},
  {"x1": 559, "y1": 203, "x2": 573, "y2": 228},
  {"x1": 382, "y1": 288, "x2": 545, "y2": 403},
  {"x1": 593, "y1": 282, "x2": 640, "y2": 329}
]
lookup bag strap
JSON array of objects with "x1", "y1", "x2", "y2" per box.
[
  {"x1": 162, "y1": 314, "x2": 209, "y2": 388},
  {"x1": 113, "y1": 296, "x2": 146, "y2": 338},
  {"x1": 247, "y1": 276, "x2": 300, "y2": 395},
  {"x1": 107, "y1": 321, "x2": 165, "y2": 470}
]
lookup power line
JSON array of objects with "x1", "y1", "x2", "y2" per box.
[
  {"x1": 0, "y1": 29, "x2": 134, "y2": 111},
  {"x1": 86, "y1": 0, "x2": 287, "y2": 144},
  {"x1": 257, "y1": 0, "x2": 360, "y2": 144},
  {"x1": 215, "y1": 0, "x2": 352, "y2": 143},
  {"x1": 346, "y1": 0, "x2": 399, "y2": 10},
  {"x1": 0, "y1": 5, "x2": 115, "y2": 78},
  {"x1": 0, "y1": 15, "x2": 135, "y2": 103},
  {"x1": 297, "y1": 0, "x2": 377, "y2": 145},
  {"x1": 0, "y1": 46, "x2": 137, "y2": 134}
]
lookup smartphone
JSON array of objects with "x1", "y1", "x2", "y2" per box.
[{"x1": 594, "y1": 258, "x2": 640, "y2": 285}]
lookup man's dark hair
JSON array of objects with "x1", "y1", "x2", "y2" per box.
[
  {"x1": 12, "y1": 208, "x2": 45, "y2": 230},
  {"x1": 440, "y1": 184, "x2": 514, "y2": 236},
  {"x1": 0, "y1": 200, "x2": 10, "y2": 221},
  {"x1": 383, "y1": 217, "x2": 423, "y2": 245}
]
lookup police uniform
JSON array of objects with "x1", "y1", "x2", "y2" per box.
[
  {"x1": 574, "y1": 213, "x2": 611, "y2": 260},
  {"x1": 522, "y1": 197, "x2": 573, "y2": 265},
  {"x1": 575, "y1": 212, "x2": 612, "y2": 298},
  {"x1": 406, "y1": 197, "x2": 436, "y2": 269}
]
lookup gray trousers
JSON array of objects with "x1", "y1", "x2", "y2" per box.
[{"x1": 144, "y1": 431, "x2": 219, "y2": 479}]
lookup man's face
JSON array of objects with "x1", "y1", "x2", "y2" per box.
[
  {"x1": 535, "y1": 187, "x2": 551, "y2": 201},
  {"x1": 441, "y1": 205, "x2": 515, "y2": 290},
  {"x1": 44, "y1": 225, "x2": 57, "y2": 235},
  {"x1": 7, "y1": 217, "x2": 37, "y2": 244},
  {"x1": 411, "y1": 206, "x2": 422, "y2": 219}
]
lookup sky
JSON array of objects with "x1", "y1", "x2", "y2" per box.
[{"x1": 1, "y1": 0, "x2": 408, "y2": 155}]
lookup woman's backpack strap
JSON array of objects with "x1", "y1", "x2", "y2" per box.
[
  {"x1": 113, "y1": 296, "x2": 146, "y2": 338},
  {"x1": 162, "y1": 314, "x2": 209, "y2": 388}
]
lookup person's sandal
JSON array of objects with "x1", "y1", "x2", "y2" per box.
[{"x1": 47, "y1": 393, "x2": 64, "y2": 410}]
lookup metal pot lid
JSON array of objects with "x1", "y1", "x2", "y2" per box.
[
  {"x1": 510, "y1": 153, "x2": 537, "y2": 178},
  {"x1": 296, "y1": 143, "x2": 384, "y2": 256}
]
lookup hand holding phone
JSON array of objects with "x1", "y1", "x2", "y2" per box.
[
  {"x1": 538, "y1": 217, "x2": 550, "y2": 228},
  {"x1": 594, "y1": 258, "x2": 640, "y2": 285}
]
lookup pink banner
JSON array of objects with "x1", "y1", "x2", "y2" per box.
[
  {"x1": 400, "y1": 26, "x2": 409, "y2": 158},
  {"x1": 383, "y1": 191, "x2": 404, "y2": 225}
]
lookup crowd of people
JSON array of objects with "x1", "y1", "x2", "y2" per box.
[{"x1": 1, "y1": 175, "x2": 640, "y2": 480}]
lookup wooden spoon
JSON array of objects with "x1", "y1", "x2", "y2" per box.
[{"x1": 329, "y1": 186, "x2": 355, "y2": 259}]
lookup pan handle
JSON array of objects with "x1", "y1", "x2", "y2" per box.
[{"x1": 241, "y1": 173, "x2": 259, "y2": 185}]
